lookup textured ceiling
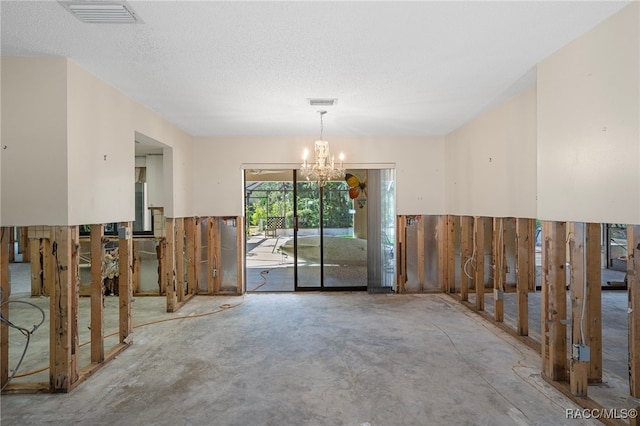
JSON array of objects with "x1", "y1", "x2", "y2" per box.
[{"x1": 0, "y1": 1, "x2": 631, "y2": 137}]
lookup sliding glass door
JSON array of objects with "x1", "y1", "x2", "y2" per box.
[
  {"x1": 245, "y1": 168, "x2": 394, "y2": 292},
  {"x1": 295, "y1": 178, "x2": 322, "y2": 289},
  {"x1": 294, "y1": 172, "x2": 367, "y2": 290},
  {"x1": 321, "y1": 173, "x2": 367, "y2": 289},
  {"x1": 244, "y1": 170, "x2": 296, "y2": 292}
]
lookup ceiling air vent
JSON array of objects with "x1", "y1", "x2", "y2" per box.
[
  {"x1": 59, "y1": 1, "x2": 142, "y2": 24},
  {"x1": 308, "y1": 98, "x2": 338, "y2": 107}
]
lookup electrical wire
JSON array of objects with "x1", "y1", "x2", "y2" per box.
[
  {"x1": 7, "y1": 233, "x2": 244, "y2": 382},
  {"x1": 5, "y1": 230, "x2": 246, "y2": 384},
  {"x1": 10, "y1": 294, "x2": 245, "y2": 380},
  {"x1": 248, "y1": 269, "x2": 271, "y2": 292},
  {"x1": 566, "y1": 229, "x2": 587, "y2": 346},
  {"x1": 463, "y1": 221, "x2": 478, "y2": 280},
  {"x1": 0, "y1": 288, "x2": 46, "y2": 391},
  {"x1": 569, "y1": 230, "x2": 588, "y2": 346}
]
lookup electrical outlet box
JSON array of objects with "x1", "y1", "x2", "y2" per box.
[
  {"x1": 493, "y1": 289, "x2": 504, "y2": 300},
  {"x1": 572, "y1": 344, "x2": 590, "y2": 362},
  {"x1": 118, "y1": 226, "x2": 132, "y2": 240}
]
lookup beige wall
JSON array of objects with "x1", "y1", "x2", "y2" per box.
[
  {"x1": 66, "y1": 60, "x2": 194, "y2": 221},
  {"x1": 1, "y1": 57, "x2": 194, "y2": 226},
  {"x1": 444, "y1": 87, "x2": 537, "y2": 218},
  {"x1": 1, "y1": 57, "x2": 69, "y2": 225},
  {"x1": 192, "y1": 135, "x2": 445, "y2": 216},
  {"x1": 0, "y1": 57, "x2": 3, "y2": 225},
  {"x1": 537, "y1": 2, "x2": 640, "y2": 224},
  {"x1": 66, "y1": 60, "x2": 136, "y2": 224},
  {"x1": 2, "y1": 57, "x2": 193, "y2": 226}
]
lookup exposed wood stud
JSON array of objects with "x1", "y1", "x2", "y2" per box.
[
  {"x1": 28, "y1": 227, "x2": 53, "y2": 296},
  {"x1": 69, "y1": 227, "x2": 80, "y2": 384},
  {"x1": 195, "y1": 218, "x2": 203, "y2": 293},
  {"x1": 118, "y1": 222, "x2": 133, "y2": 344},
  {"x1": 132, "y1": 240, "x2": 140, "y2": 295},
  {"x1": 1, "y1": 228, "x2": 10, "y2": 389},
  {"x1": 175, "y1": 218, "x2": 185, "y2": 302},
  {"x1": 8, "y1": 228, "x2": 15, "y2": 263},
  {"x1": 236, "y1": 216, "x2": 244, "y2": 294},
  {"x1": 43, "y1": 237, "x2": 54, "y2": 296},
  {"x1": 211, "y1": 218, "x2": 221, "y2": 293},
  {"x1": 165, "y1": 218, "x2": 177, "y2": 312},
  {"x1": 586, "y1": 223, "x2": 602, "y2": 383},
  {"x1": 541, "y1": 221, "x2": 567, "y2": 382},
  {"x1": 447, "y1": 216, "x2": 455, "y2": 293},
  {"x1": 29, "y1": 238, "x2": 43, "y2": 296},
  {"x1": 493, "y1": 218, "x2": 505, "y2": 322},
  {"x1": 50, "y1": 226, "x2": 77, "y2": 392},
  {"x1": 90, "y1": 224, "x2": 105, "y2": 364},
  {"x1": 460, "y1": 216, "x2": 473, "y2": 302},
  {"x1": 186, "y1": 217, "x2": 197, "y2": 295},
  {"x1": 516, "y1": 218, "x2": 534, "y2": 335},
  {"x1": 207, "y1": 218, "x2": 216, "y2": 294},
  {"x1": 20, "y1": 228, "x2": 30, "y2": 263},
  {"x1": 417, "y1": 216, "x2": 425, "y2": 292},
  {"x1": 628, "y1": 225, "x2": 640, "y2": 397},
  {"x1": 474, "y1": 217, "x2": 485, "y2": 311},
  {"x1": 397, "y1": 216, "x2": 407, "y2": 293},
  {"x1": 438, "y1": 216, "x2": 455, "y2": 293},
  {"x1": 541, "y1": 221, "x2": 549, "y2": 376},
  {"x1": 437, "y1": 216, "x2": 444, "y2": 292},
  {"x1": 157, "y1": 238, "x2": 165, "y2": 295},
  {"x1": 568, "y1": 222, "x2": 588, "y2": 396}
]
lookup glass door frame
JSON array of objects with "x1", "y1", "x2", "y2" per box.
[{"x1": 244, "y1": 167, "x2": 394, "y2": 293}]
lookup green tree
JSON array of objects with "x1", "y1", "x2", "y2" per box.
[{"x1": 246, "y1": 180, "x2": 353, "y2": 231}]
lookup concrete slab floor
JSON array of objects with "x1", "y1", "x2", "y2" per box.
[{"x1": 1, "y1": 292, "x2": 611, "y2": 426}]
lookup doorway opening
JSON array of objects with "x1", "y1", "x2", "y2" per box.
[{"x1": 244, "y1": 168, "x2": 395, "y2": 292}]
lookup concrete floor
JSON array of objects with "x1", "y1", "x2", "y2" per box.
[
  {"x1": 3, "y1": 290, "x2": 612, "y2": 426},
  {"x1": 2, "y1": 261, "x2": 638, "y2": 425}
]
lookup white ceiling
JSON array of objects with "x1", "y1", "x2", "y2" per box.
[{"x1": 0, "y1": 0, "x2": 631, "y2": 138}]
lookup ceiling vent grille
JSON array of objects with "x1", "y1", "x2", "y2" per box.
[
  {"x1": 59, "y1": 1, "x2": 142, "y2": 24},
  {"x1": 308, "y1": 98, "x2": 338, "y2": 107}
]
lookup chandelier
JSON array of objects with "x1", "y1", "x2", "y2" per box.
[{"x1": 301, "y1": 110, "x2": 344, "y2": 186}]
